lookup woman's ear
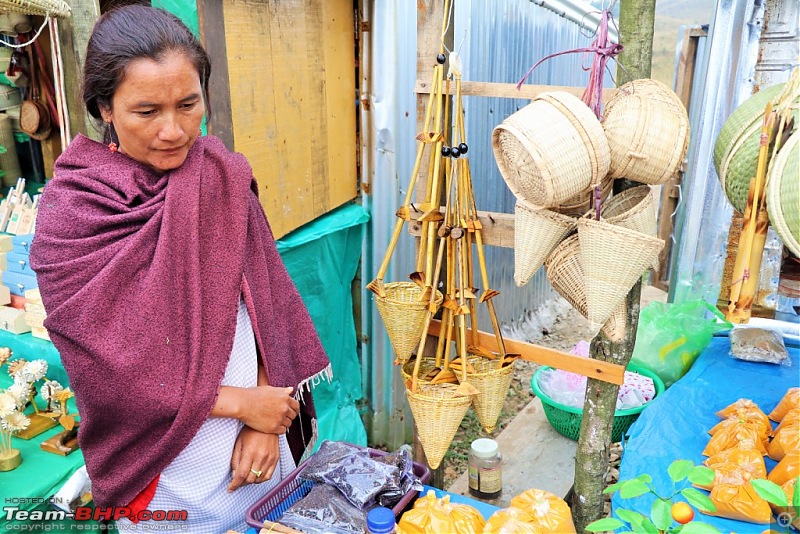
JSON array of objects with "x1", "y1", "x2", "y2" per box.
[{"x1": 99, "y1": 105, "x2": 113, "y2": 124}]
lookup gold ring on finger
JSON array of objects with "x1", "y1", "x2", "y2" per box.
[{"x1": 250, "y1": 468, "x2": 263, "y2": 478}]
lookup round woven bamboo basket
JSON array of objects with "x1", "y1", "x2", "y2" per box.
[
  {"x1": 406, "y1": 383, "x2": 473, "y2": 469},
  {"x1": 553, "y1": 174, "x2": 614, "y2": 217},
  {"x1": 713, "y1": 83, "x2": 786, "y2": 214},
  {"x1": 766, "y1": 130, "x2": 800, "y2": 257},
  {"x1": 459, "y1": 355, "x2": 516, "y2": 433},
  {"x1": 493, "y1": 91, "x2": 609, "y2": 207},
  {"x1": 544, "y1": 233, "x2": 627, "y2": 341},
  {"x1": 577, "y1": 218, "x2": 664, "y2": 333},
  {"x1": 514, "y1": 201, "x2": 576, "y2": 287},
  {"x1": 374, "y1": 282, "x2": 443, "y2": 363},
  {"x1": 602, "y1": 79, "x2": 689, "y2": 185},
  {"x1": 0, "y1": 0, "x2": 71, "y2": 17},
  {"x1": 600, "y1": 185, "x2": 657, "y2": 237}
]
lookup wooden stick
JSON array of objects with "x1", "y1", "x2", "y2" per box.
[{"x1": 428, "y1": 320, "x2": 626, "y2": 385}]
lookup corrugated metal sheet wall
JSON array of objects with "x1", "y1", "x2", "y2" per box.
[{"x1": 363, "y1": 0, "x2": 615, "y2": 447}]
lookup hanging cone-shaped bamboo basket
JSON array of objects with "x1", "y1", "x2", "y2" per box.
[
  {"x1": 544, "y1": 234, "x2": 627, "y2": 341},
  {"x1": 457, "y1": 355, "x2": 516, "y2": 433},
  {"x1": 514, "y1": 202, "x2": 576, "y2": 287},
  {"x1": 406, "y1": 383, "x2": 473, "y2": 469},
  {"x1": 553, "y1": 174, "x2": 614, "y2": 217},
  {"x1": 577, "y1": 218, "x2": 664, "y2": 333},
  {"x1": 375, "y1": 282, "x2": 443, "y2": 362},
  {"x1": 600, "y1": 185, "x2": 657, "y2": 237}
]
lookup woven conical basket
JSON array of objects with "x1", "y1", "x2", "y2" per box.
[
  {"x1": 374, "y1": 282, "x2": 443, "y2": 363},
  {"x1": 544, "y1": 233, "x2": 627, "y2": 341},
  {"x1": 514, "y1": 201, "x2": 576, "y2": 287},
  {"x1": 601, "y1": 185, "x2": 657, "y2": 237},
  {"x1": 577, "y1": 218, "x2": 664, "y2": 333},
  {"x1": 493, "y1": 91, "x2": 609, "y2": 207},
  {"x1": 458, "y1": 356, "x2": 516, "y2": 433},
  {"x1": 401, "y1": 355, "x2": 439, "y2": 385},
  {"x1": 554, "y1": 174, "x2": 614, "y2": 217},
  {"x1": 713, "y1": 83, "x2": 787, "y2": 214},
  {"x1": 603, "y1": 79, "x2": 689, "y2": 185},
  {"x1": 766, "y1": 130, "x2": 800, "y2": 257},
  {"x1": 0, "y1": 0, "x2": 70, "y2": 17},
  {"x1": 406, "y1": 383, "x2": 473, "y2": 469}
]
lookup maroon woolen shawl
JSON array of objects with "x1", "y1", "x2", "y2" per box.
[{"x1": 29, "y1": 134, "x2": 331, "y2": 507}]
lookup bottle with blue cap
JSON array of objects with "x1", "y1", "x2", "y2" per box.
[{"x1": 366, "y1": 506, "x2": 396, "y2": 534}]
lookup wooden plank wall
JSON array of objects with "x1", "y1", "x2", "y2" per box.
[{"x1": 221, "y1": 0, "x2": 357, "y2": 238}]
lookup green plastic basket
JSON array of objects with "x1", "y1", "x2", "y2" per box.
[{"x1": 530, "y1": 363, "x2": 665, "y2": 442}]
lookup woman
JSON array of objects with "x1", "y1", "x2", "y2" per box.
[{"x1": 29, "y1": 5, "x2": 331, "y2": 532}]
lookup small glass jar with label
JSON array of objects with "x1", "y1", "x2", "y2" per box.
[{"x1": 468, "y1": 438, "x2": 502, "y2": 499}]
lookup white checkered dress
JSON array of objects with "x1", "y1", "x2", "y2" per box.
[{"x1": 117, "y1": 297, "x2": 296, "y2": 533}]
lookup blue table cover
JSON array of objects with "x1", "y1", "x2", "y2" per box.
[{"x1": 615, "y1": 334, "x2": 800, "y2": 533}]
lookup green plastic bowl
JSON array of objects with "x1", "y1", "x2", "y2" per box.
[{"x1": 530, "y1": 363, "x2": 665, "y2": 442}]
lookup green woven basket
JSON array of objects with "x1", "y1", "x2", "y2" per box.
[
  {"x1": 767, "y1": 130, "x2": 800, "y2": 257},
  {"x1": 713, "y1": 83, "x2": 787, "y2": 214},
  {"x1": 530, "y1": 363, "x2": 665, "y2": 442}
]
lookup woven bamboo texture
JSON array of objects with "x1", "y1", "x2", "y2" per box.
[
  {"x1": 0, "y1": 115, "x2": 21, "y2": 188},
  {"x1": 544, "y1": 233, "x2": 627, "y2": 341},
  {"x1": 514, "y1": 201, "x2": 576, "y2": 287},
  {"x1": 406, "y1": 383, "x2": 473, "y2": 469},
  {"x1": 601, "y1": 185, "x2": 657, "y2": 237},
  {"x1": 0, "y1": 0, "x2": 70, "y2": 16},
  {"x1": 401, "y1": 356, "x2": 438, "y2": 385},
  {"x1": 492, "y1": 91, "x2": 606, "y2": 207},
  {"x1": 374, "y1": 282, "x2": 443, "y2": 363},
  {"x1": 577, "y1": 218, "x2": 664, "y2": 333},
  {"x1": 554, "y1": 174, "x2": 614, "y2": 216},
  {"x1": 767, "y1": 130, "x2": 800, "y2": 257},
  {"x1": 713, "y1": 83, "x2": 786, "y2": 214},
  {"x1": 459, "y1": 356, "x2": 516, "y2": 433},
  {"x1": 603, "y1": 79, "x2": 689, "y2": 185}
]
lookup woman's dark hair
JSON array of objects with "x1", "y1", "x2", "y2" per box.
[{"x1": 82, "y1": 5, "x2": 211, "y2": 137}]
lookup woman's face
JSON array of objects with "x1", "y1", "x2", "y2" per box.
[{"x1": 100, "y1": 51, "x2": 205, "y2": 174}]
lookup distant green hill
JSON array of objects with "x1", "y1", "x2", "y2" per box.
[{"x1": 651, "y1": 0, "x2": 715, "y2": 87}]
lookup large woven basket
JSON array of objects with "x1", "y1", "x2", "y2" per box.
[
  {"x1": 713, "y1": 83, "x2": 787, "y2": 214},
  {"x1": 602, "y1": 79, "x2": 689, "y2": 185},
  {"x1": 601, "y1": 185, "x2": 657, "y2": 237},
  {"x1": 458, "y1": 355, "x2": 516, "y2": 434},
  {"x1": 0, "y1": 0, "x2": 70, "y2": 16},
  {"x1": 766, "y1": 130, "x2": 800, "y2": 257},
  {"x1": 553, "y1": 174, "x2": 614, "y2": 217},
  {"x1": 577, "y1": 218, "x2": 664, "y2": 333},
  {"x1": 406, "y1": 383, "x2": 473, "y2": 469},
  {"x1": 374, "y1": 282, "x2": 443, "y2": 363},
  {"x1": 493, "y1": 91, "x2": 609, "y2": 207},
  {"x1": 544, "y1": 233, "x2": 627, "y2": 341},
  {"x1": 514, "y1": 201, "x2": 576, "y2": 287}
]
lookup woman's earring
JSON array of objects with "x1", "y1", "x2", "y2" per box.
[
  {"x1": 107, "y1": 121, "x2": 119, "y2": 152},
  {"x1": 108, "y1": 142, "x2": 118, "y2": 153}
]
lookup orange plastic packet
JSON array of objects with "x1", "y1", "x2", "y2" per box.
[
  {"x1": 483, "y1": 508, "x2": 540, "y2": 534},
  {"x1": 770, "y1": 478, "x2": 800, "y2": 531},
  {"x1": 768, "y1": 453, "x2": 800, "y2": 486},
  {"x1": 717, "y1": 399, "x2": 770, "y2": 425},
  {"x1": 397, "y1": 490, "x2": 486, "y2": 534},
  {"x1": 702, "y1": 482, "x2": 773, "y2": 524},
  {"x1": 699, "y1": 449, "x2": 767, "y2": 490},
  {"x1": 769, "y1": 388, "x2": 799, "y2": 422},
  {"x1": 703, "y1": 422, "x2": 768, "y2": 456},
  {"x1": 709, "y1": 416, "x2": 771, "y2": 445},
  {"x1": 509, "y1": 489, "x2": 576, "y2": 533},
  {"x1": 767, "y1": 421, "x2": 800, "y2": 461},
  {"x1": 772, "y1": 407, "x2": 800, "y2": 437}
]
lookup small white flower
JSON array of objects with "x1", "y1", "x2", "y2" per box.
[
  {"x1": 1, "y1": 412, "x2": 30, "y2": 433},
  {"x1": 20, "y1": 359, "x2": 47, "y2": 382},
  {"x1": 6, "y1": 383, "x2": 30, "y2": 406},
  {"x1": 0, "y1": 392, "x2": 15, "y2": 417},
  {"x1": 40, "y1": 380, "x2": 63, "y2": 402}
]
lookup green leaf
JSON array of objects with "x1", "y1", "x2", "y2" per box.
[
  {"x1": 620, "y1": 479, "x2": 651, "y2": 499},
  {"x1": 636, "y1": 473, "x2": 653, "y2": 484},
  {"x1": 639, "y1": 517, "x2": 659, "y2": 534},
  {"x1": 793, "y1": 476, "x2": 800, "y2": 509},
  {"x1": 681, "y1": 488, "x2": 717, "y2": 513},
  {"x1": 617, "y1": 508, "x2": 646, "y2": 527},
  {"x1": 679, "y1": 521, "x2": 723, "y2": 534},
  {"x1": 603, "y1": 480, "x2": 625, "y2": 495},
  {"x1": 651, "y1": 498, "x2": 673, "y2": 531},
  {"x1": 585, "y1": 517, "x2": 625, "y2": 532},
  {"x1": 669, "y1": 460, "x2": 695, "y2": 483},
  {"x1": 751, "y1": 479, "x2": 788, "y2": 507},
  {"x1": 687, "y1": 466, "x2": 715, "y2": 486}
]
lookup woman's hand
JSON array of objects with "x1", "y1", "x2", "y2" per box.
[
  {"x1": 212, "y1": 385, "x2": 300, "y2": 435},
  {"x1": 228, "y1": 427, "x2": 280, "y2": 492}
]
